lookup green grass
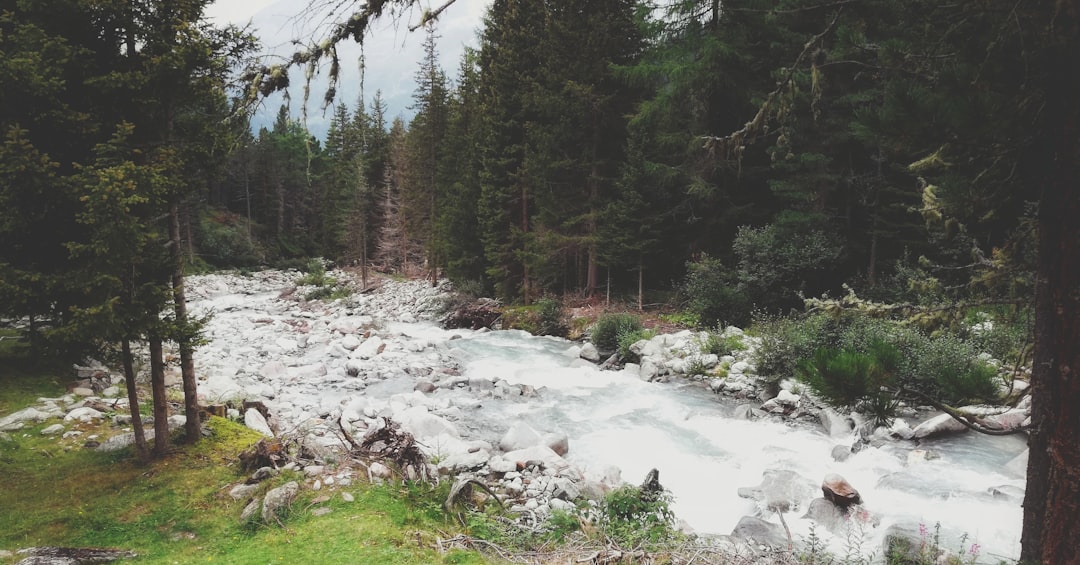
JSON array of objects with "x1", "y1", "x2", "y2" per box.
[
  {"x1": 0, "y1": 346, "x2": 494, "y2": 565},
  {"x1": 0, "y1": 330, "x2": 66, "y2": 414}
]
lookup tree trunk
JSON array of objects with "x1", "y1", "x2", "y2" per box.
[
  {"x1": 121, "y1": 339, "x2": 148, "y2": 463},
  {"x1": 638, "y1": 257, "x2": 644, "y2": 312},
  {"x1": 170, "y1": 203, "x2": 200, "y2": 443},
  {"x1": 149, "y1": 335, "x2": 169, "y2": 457},
  {"x1": 1021, "y1": 3, "x2": 1080, "y2": 561}
]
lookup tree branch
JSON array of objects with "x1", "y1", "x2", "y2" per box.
[{"x1": 898, "y1": 387, "x2": 1028, "y2": 436}]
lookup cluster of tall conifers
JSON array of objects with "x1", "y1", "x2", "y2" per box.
[
  {"x1": 219, "y1": 0, "x2": 1035, "y2": 313},
  {"x1": 0, "y1": 0, "x2": 253, "y2": 460}
]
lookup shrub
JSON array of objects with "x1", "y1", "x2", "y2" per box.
[
  {"x1": 598, "y1": 484, "x2": 677, "y2": 547},
  {"x1": 590, "y1": 313, "x2": 642, "y2": 352},
  {"x1": 700, "y1": 330, "x2": 746, "y2": 356},
  {"x1": 535, "y1": 298, "x2": 568, "y2": 337}
]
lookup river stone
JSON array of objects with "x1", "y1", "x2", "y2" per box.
[
  {"x1": 340, "y1": 335, "x2": 361, "y2": 351},
  {"x1": 737, "y1": 469, "x2": 815, "y2": 513},
  {"x1": 818, "y1": 408, "x2": 852, "y2": 438},
  {"x1": 1005, "y1": 449, "x2": 1028, "y2": 478},
  {"x1": 912, "y1": 413, "x2": 968, "y2": 439},
  {"x1": 503, "y1": 445, "x2": 567, "y2": 471},
  {"x1": 259, "y1": 361, "x2": 288, "y2": 380},
  {"x1": 831, "y1": 444, "x2": 852, "y2": 462},
  {"x1": 730, "y1": 515, "x2": 787, "y2": 549},
  {"x1": 822, "y1": 473, "x2": 861, "y2": 508},
  {"x1": 499, "y1": 421, "x2": 541, "y2": 452},
  {"x1": 261, "y1": 481, "x2": 299, "y2": 523},
  {"x1": 438, "y1": 449, "x2": 490, "y2": 473},
  {"x1": 579, "y1": 343, "x2": 600, "y2": 362},
  {"x1": 352, "y1": 336, "x2": 385, "y2": 359},
  {"x1": 541, "y1": 432, "x2": 569, "y2": 456},
  {"x1": 311, "y1": 507, "x2": 332, "y2": 517},
  {"x1": 775, "y1": 389, "x2": 800, "y2": 407},
  {"x1": 71, "y1": 387, "x2": 95, "y2": 397},
  {"x1": 552, "y1": 477, "x2": 581, "y2": 501},
  {"x1": 244, "y1": 408, "x2": 274, "y2": 437},
  {"x1": 802, "y1": 497, "x2": 847, "y2": 535}
]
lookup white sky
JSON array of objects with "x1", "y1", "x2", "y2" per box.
[{"x1": 204, "y1": 0, "x2": 490, "y2": 139}]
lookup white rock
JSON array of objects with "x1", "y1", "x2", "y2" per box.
[
  {"x1": 40, "y1": 423, "x2": 65, "y2": 435},
  {"x1": 541, "y1": 432, "x2": 569, "y2": 456},
  {"x1": 244, "y1": 408, "x2": 274, "y2": 437},
  {"x1": 0, "y1": 407, "x2": 50, "y2": 430},
  {"x1": 341, "y1": 335, "x2": 362, "y2": 351},
  {"x1": 912, "y1": 413, "x2": 968, "y2": 439},
  {"x1": 64, "y1": 407, "x2": 104, "y2": 422},
  {"x1": 730, "y1": 361, "x2": 751, "y2": 374},
  {"x1": 499, "y1": 421, "x2": 541, "y2": 452},
  {"x1": 71, "y1": 387, "x2": 95, "y2": 397},
  {"x1": 352, "y1": 336, "x2": 385, "y2": 359},
  {"x1": 101, "y1": 386, "x2": 121, "y2": 398},
  {"x1": 579, "y1": 343, "x2": 600, "y2": 362},
  {"x1": 775, "y1": 389, "x2": 800, "y2": 407}
]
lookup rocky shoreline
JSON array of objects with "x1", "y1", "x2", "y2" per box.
[{"x1": 0, "y1": 268, "x2": 1030, "y2": 562}]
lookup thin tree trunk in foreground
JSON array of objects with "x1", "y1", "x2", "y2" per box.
[
  {"x1": 149, "y1": 335, "x2": 169, "y2": 457},
  {"x1": 170, "y1": 203, "x2": 200, "y2": 443},
  {"x1": 121, "y1": 339, "x2": 148, "y2": 462}
]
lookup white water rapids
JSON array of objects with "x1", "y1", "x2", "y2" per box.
[{"x1": 189, "y1": 272, "x2": 1026, "y2": 563}]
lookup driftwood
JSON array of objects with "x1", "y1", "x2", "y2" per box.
[
  {"x1": 444, "y1": 478, "x2": 505, "y2": 525},
  {"x1": 14, "y1": 546, "x2": 136, "y2": 564},
  {"x1": 339, "y1": 417, "x2": 431, "y2": 482}
]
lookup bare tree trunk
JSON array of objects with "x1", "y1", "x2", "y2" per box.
[
  {"x1": 169, "y1": 203, "x2": 200, "y2": 444},
  {"x1": 638, "y1": 257, "x2": 644, "y2": 312},
  {"x1": 121, "y1": 339, "x2": 148, "y2": 463},
  {"x1": 1021, "y1": 5, "x2": 1080, "y2": 561},
  {"x1": 149, "y1": 335, "x2": 169, "y2": 457}
]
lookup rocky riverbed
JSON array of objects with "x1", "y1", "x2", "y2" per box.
[{"x1": 0, "y1": 269, "x2": 1031, "y2": 563}]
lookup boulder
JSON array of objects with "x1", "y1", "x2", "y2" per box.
[
  {"x1": 499, "y1": 421, "x2": 541, "y2": 452},
  {"x1": 261, "y1": 481, "x2": 299, "y2": 523},
  {"x1": 40, "y1": 424, "x2": 65, "y2": 436},
  {"x1": 541, "y1": 432, "x2": 569, "y2": 456},
  {"x1": 818, "y1": 409, "x2": 853, "y2": 438},
  {"x1": 503, "y1": 445, "x2": 567, "y2": 471},
  {"x1": 579, "y1": 343, "x2": 600, "y2": 363},
  {"x1": 438, "y1": 449, "x2": 491, "y2": 474},
  {"x1": 244, "y1": 408, "x2": 275, "y2": 437},
  {"x1": 340, "y1": 335, "x2": 362, "y2": 351},
  {"x1": 64, "y1": 407, "x2": 104, "y2": 423},
  {"x1": 352, "y1": 336, "x2": 385, "y2": 360},
  {"x1": 801, "y1": 497, "x2": 847, "y2": 535},
  {"x1": 775, "y1": 389, "x2": 800, "y2": 407},
  {"x1": 737, "y1": 469, "x2": 816, "y2": 513},
  {"x1": 912, "y1": 413, "x2": 968, "y2": 439},
  {"x1": 821, "y1": 473, "x2": 861, "y2": 508},
  {"x1": 730, "y1": 516, "x2": 788, "y2": 549},
  {"x1": 831, "y1": 445, "x2": 852, "y2": 462},
  {"x1": 0, "y1": 407, "x2": 50, "y2": 431}
]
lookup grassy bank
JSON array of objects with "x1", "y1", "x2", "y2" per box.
[{"x1": 0, "y1": 342, "x2": 490, "y2": 565}]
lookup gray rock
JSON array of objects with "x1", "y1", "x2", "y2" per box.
[
  {"x1": 229, "y1": 483, "x2": 261, "y2": 500},
  {"x1": 912, "y1": 413, "x2": 968, "y2": 439},
  {"x1": 818, "y1": 409, "x2": 852, "y2": 438},
  {"x1": 414, "y1": 380, "x2": 436, "y2": 393},
  {"x1": 40, "y1": 424, "x2": 65, "y2": 436},
  {"x1": 579, "y1": 343, "x2": 600, "y2": 362},
  {"x1": 0, "y1": 407, "x2": 50, "y2": 431},
  {"x1": 261, "y1": 481, "x2": 299, "y2": 523},
  {"x1": 730, "y1": 515, "x2": 788, "y2": 549},
  {"x1": 801, "y1": 497, "x2": 847, "y2": 535},
  {"x1": 311, "y1": 507, "x2": 332, "y2": 517},
  {"x1": 831, "y1": 444, "x2": 852, "y2": 462},
  {"x1": 240, "y1": 498, "x2": 261, "y2": 522},
  {"x1": 737, "y1": 469, "x2": 815, "y2": 513},
  {"x1": 552, "y1": 477, "x2": 581, "y2": 501},
  {"x1": 438, "y1": 449, "x2": 490, "y2": 473},
  {"x1": 341, "y1": 492, "x2": 355, "y2": 503},
  {"x1": 250, "y1": 467, "x2": 275, "y2": 482},
  {"x1": 988, "y1": 484, "x2": 1024, "y2": 502}
]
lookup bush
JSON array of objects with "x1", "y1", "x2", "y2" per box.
[
  {"x1": 590, "y1": 313, "x2": 642, "y2": 353},
  {"x1": 757, "y1": 311, "x2": 1001, "y2": 409},
  {"x1": 536, "y1": 298, "x2": 568, "y2": 337},
  {"x1": 796, "y1": 341, "x2": 901, "y2": 427},
  {"x1": 617, "y1": 327, "x2": 655, "y2": 362},
  {"x1": 700, "y1": 330, "x2": 746, "y2": 356},
  {"x1": 598, "y1": 485, "x2": 677, "y2": 547}
]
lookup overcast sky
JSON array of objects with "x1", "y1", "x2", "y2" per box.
[{"x1": 204, "y1": 0, "x2": 490, "y2": 139}]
